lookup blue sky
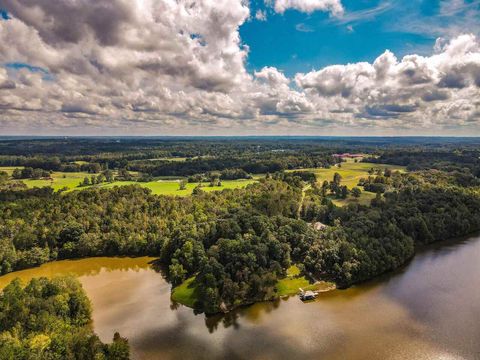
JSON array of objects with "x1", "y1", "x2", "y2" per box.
[{"x1": 241, "y1": 0, "x2": 479, "y2": 76}]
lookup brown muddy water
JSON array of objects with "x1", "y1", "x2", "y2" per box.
[{"x1": 1, "y1": 235, "x2": 480, "y2": 359}]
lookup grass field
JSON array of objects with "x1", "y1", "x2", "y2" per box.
[
  {"x1": 275, "y1": 265, "x2": 335, "y2": 297},
  {"x1": 3, "y1": 159, "x2": 400, "y2": 200},
  {"x1": 330, "y1": 191, "x2": 377, "y2": 207},
  {"x1": 0, "y1": 166, "x2": 257, "y2": 195},
  {"x1": 23, "y1": 172, "x2": 92, "y2": 191},
  {"x1": 296, "y1": 160, "x2": 405, "y2": 189},
  {"x1": 0, "y1": 168, "x2": 92, "y2": 191},
  {"x1": 275, "y1": 265, "x2": 311, "y2": 296},
  {"x1": 0, "y1": 167, "x2": 20, "y2": 176},
  {"x1": 171, "y1": 276, "x2": 198, "y2": 308},
  {"x1": 97, "y1": 179, "x2": 257, "y2": 196},
  {"x1": 292, "y1": 160, "x2": 405, "y2": 208}
]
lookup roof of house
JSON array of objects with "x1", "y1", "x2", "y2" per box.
[{"x1": 312, "y1": 222, "x2": 327, "y2": 231}]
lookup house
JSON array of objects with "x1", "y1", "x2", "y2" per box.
[{"x1": 312, "y1": 222, "x2": 327, "y2": 231}]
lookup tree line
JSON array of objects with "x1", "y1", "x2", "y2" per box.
[{"x1": 0, "y1": 276, "x2": 129, "y2": 359}]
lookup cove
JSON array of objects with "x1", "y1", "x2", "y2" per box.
[{"x1": 1, "y1": 234, "x2": 480, "y2": 359}]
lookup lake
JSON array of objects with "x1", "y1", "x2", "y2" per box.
[{"x1": 1, "y1": 234, "x2": 480, "y2": 359}]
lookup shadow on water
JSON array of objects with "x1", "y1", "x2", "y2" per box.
[
  {"x1": 202, "y1": 297, "x2": 284, "y2": 333},
  {"x1": 148, "y1": 258, "x2": 169, "y2": 276}
]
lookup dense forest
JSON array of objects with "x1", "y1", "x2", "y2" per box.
[
  {"x1": 365, "y1": 149, "x2": 480, "y2": 178},
  {"x1": 1, "y1": 174, "x2": 480, "y2": 313},
  {"x1": 0, "y1": 276, "x2": 129, "y2": 359},
  {"x1": 1, "y1": 137, "x2": 480, "y2": 316}
]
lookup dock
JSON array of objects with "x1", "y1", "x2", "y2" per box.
[{"x1": 298, "y1": 288, "x2": 319, "y2": 301}]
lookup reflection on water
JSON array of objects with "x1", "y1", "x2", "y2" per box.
[
  {"x1": 1, "y1": 235, "x2": 480, "y2": 359},
  {"x1": 0, "y1": 257, "x2": 158, "y2": 289}
]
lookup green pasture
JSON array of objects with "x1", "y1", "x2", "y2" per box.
[
  {"x1": 1, "y1": 165, "x2": 257, "y2": 195},
  {"x1": 98, "y1": 179, "x2": 256, "y2": 196},
  {"x1": 0, "y1": 167, "x2": 19, "y2": 176},
  {"x1": 294, "y1": 160, "x2": 405, "y2": 189},
  {"x1": 10, "y1": 171, "x2": 90, "y2": 191},
  {"x1": 331, "y1": 191, "x2": 377, "y2": 207}
]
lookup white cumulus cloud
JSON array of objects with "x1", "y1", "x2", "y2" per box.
[
  {"x1": 273, "y1": 0, "x2": 344, "y2": 16},
  {"x1": 0, "y1": 1, "x2": 478, "y2": 135}
]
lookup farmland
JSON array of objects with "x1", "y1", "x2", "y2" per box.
[
  {"x1": 292, "y1": 159, "x2": 405, "y2": 207},
  {"x1": 0, "y1": 167, "x2": 257, "y2": 195},
  {"x1": 331, "y1": 191, "x2": 376, "y2": 207},
  {"x1": 295, "y1": 159, "x2": 405, "y2": 189},
  {"x1": 0, "y1": 158, "x2": 404, "y2": 200},
  {"x1": 98, "y1": 179, "x2": 257, "y2": 196}
]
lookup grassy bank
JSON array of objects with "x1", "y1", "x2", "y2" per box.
[
  {"x1": 172, "y1": 265, "x2": 336, "y2": 310},
  {"x1": 276, "y1": 265, "x2": 335, "y2": 296},
  {"x1": 171, "y1": 277, "x2": 198, "y2": 308}
]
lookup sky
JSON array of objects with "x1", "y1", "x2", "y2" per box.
[{"x1": 0, "y1": 0, "x2": 479, "y2": 136}]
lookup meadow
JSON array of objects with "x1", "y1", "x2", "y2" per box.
[
  {"x1": 330, "y1": 191, "x2": 377, "y2": 207},
  {"x1": 1, "y1": 159, "x2": 402, "y2": 200},
  {"x1": 22, "y1": 172, "x2": 93, "y2": 191},
  {"x1": 295, "y1": 159, "x2": 405, "y2": 188},
  {"x1": 0, "y1": 168, "x2": 93, "y2": 191},
  {"x1": 292, "y1": 159, "x2": 405, "y2": 207},
  {"x1": 0, "y1": 167, "x2": 257, "y2": 195},
  {"x1": 0, "y1": 167, "x2": 20, "y2": 176},
  {"x1": 97, "y1": 179, "x2": 257, "y2": 196}
]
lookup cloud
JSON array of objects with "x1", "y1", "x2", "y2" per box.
[
  {"x1": 272, "y1": 0, "x2": 344, "y2": 16},
  {"x1": 0, "y1": 0, "x2": 251, "y2": 91},
  {"x1": 328, "y1": 1, "x2": 395, "y2": 25},
  {"x1": 296, "y1": 62, "x2": 375, "y2": 97},
  {"x1": 255, "y1": 67, "x2": 290, "y2": 87},
  {"x1": 255, "y1": 9, "x2": 267, "y2": 21},
  {"x1": 295, "y1": 23, "x2": 314, "y2": 32},
  {"x1": 295, "y1": 34, "x2": 480, "y2": 126},
  {"x1": 0, "y1": 0, "x2": 479, "y2": 135},
  {"x1": 388, "y1": 0, "x2": 480, "y2": 38}
]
